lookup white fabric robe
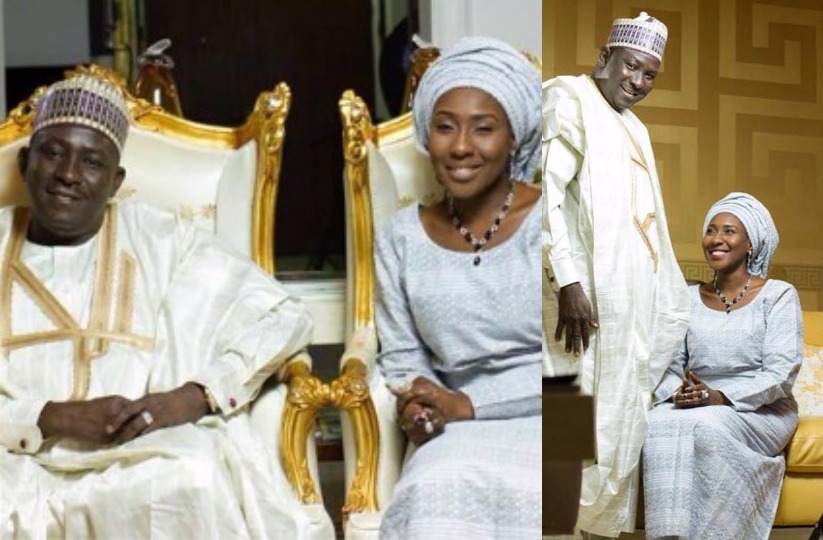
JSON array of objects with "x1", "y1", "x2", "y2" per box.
[
  {"x1": 542, "y1": 75, "x2": 690, "y2": 536},
  {"x1": 0, "y1": 201, "x2": 328, "y2": 539}
]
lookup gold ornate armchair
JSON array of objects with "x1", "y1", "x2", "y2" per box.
[{"x1": 0, "y1": 65, "x2": 334, "y2": 538}]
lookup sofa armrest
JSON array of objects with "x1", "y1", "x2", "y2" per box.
[{"x1": 786, "y1": 415, "x2": 823, "y2": 474}]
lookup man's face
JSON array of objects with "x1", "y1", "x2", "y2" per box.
[
  {"x1": 593, "y1": 47, "x2": 660, "y2": 112},
  {"x1": 20, "y1": 124, "x2": 125, "y2": 246}
]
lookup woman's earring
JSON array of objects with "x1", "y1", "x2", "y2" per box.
[{"x1": 746, "y1": 251, "x2": 752, "y2": 269}]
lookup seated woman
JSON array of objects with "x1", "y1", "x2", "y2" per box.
[
  {"x1": 643, "y1": 192, "x2": 803, "y2": 540},
  {"x1": 373, "y1": 36, "x2": 542, "y2": 539}
]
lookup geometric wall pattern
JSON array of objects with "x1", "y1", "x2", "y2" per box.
[{"x1": 543, "y1": 0, "x2": 823, "y2": 309}]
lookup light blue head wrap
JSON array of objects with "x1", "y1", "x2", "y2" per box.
[
  {"x1": 412, "y1": 36, "x2": 541, "y2": 181},
  {"x1": 702, "y1": 192, "x2": 779, "y2": 278}
]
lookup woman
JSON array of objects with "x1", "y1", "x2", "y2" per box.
[
  {"x1": 373, "y1": 36, "x2": 542, "y2": 539},
  {"x1": 643, "y1": 192, "x2": 803, "y2": 540}
]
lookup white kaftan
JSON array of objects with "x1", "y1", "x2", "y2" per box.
[
  {"x1": 0, "y1": 201, "x2": 330, "y2": 539},
  {"x1": 542, "y1": 75, "x2": 690, "y2": 536}
]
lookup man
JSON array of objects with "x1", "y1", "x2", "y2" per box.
[
  {"x1": 0, "y1": 73, "x2": 330, "y2": 538},
  {"x1": 542, "y1": 12, "x2": 690, "y2": 538}
]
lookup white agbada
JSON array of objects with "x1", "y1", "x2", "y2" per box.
[
  {"x1": 0, "y1": 201, "x2": 325, "y2": 538},
  {"x1": 542, "y1": 74, "x2": 690, "y2": 536}
]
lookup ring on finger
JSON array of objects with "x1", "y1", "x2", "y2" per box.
[
  {"x1": 141, "y1": 410, "x2": 154, "y2": 426},
  {"x1": 424, "y1": 420, "x2": 434, "y2": 435}
]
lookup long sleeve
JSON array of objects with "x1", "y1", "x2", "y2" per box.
[
  {"x1": 542, "y1": 81, "x2": 585, "y2": 287},
  {"x1": 373, "y1": 222, "x2": 441, "y2": 389},
  {"x1": 467, "y1": 389, "x2": 541, "y2": 420},
  {"x1": 158, "y1": 222, "x2": 313, "y2": 415},
  {"x1": 0, "y1": 391, "x2": 46, "y2": 454},
  {"x1": 720, "y1": 285, "x2": 803, "y2": 412},
  {"x1": 652, "y1": 341, "x2": 688, "y2": 405}
]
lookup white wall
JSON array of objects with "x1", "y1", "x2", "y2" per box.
[
  {"x1": 5, "y1": 0, "x2": 90, "y2": 68},
  {"x1": 422, "y1": 0, "x2": 541, "y2": 57}
]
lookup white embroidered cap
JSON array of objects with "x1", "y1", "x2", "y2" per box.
[
  {"x1": 32, "y1": 73, "x2": 131, "y2": 154},
  {"x1": 605, "y1": 11, "x2": 668, "y2": 62}
]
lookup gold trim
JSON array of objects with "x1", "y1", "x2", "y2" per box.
[
  {"x1": 114, "y1": 252, "x2": 136, "y2": 334},
  {"x1": 281, "y1": 360, "x2": 327, "y2": 504},
  {"x1": 616, "y1": 114, "x2": 659, "y2": 273},
  {"x1": 11, "y1": 263, "x2": 78, "y2": 330},
  {"x1": 340, "y1": 91, "x2": 377, "y2": 330},
  {"x1": 336, "y1": 357, "x2": 379, "y2": 519},
  {"x1": 279, "y1": 351, "x2": 380, "y2": 520},
  {"x1": 87, "y1": 205, "x2": 117, "y2": 360},
  {"x1": 241, "y1": 83, "x2": 291, "y2": 275},
  {"x1": 3, "y1": 330, "x2": 153, "y2": 351},
  {"x1": 0, "y1": 206, "x2": 154, "y2": 401}
]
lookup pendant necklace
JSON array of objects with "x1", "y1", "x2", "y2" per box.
[
  {"x1": 446, "y1": 182, "x2": 515, "y2": 266},
  {"x1": 713, "y1": 273, "x2": 752, "y2": 314}
]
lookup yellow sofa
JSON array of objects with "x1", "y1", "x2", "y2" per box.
[{"x1": 774, "y1": 310, "x2": 823, "y2": 526}]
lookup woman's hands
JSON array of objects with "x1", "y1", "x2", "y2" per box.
[
  {"x1": 673, "y1": 371, "x2": 731, "y2": 409},
  {"x1": 391, "y1": 377, "x2": 474, "y2": 446},
  {"x1": 37, "y1": 382, "x2": 210, "y2": 445},
  {"x1": 555, "y1": 282, "x2": 598, "y2": 356}
]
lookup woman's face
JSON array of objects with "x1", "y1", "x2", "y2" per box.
[
  {"x1": 427, "y1": 87, "x2": 514, "y2": 201},
  {"x1": 702, "y1": 212, "x2": 753, "y2": 274}
]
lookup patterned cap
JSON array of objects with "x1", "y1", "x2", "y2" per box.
[
  {"x1": 606, "y1": 11, "x2": 668, "y2": 62},
  {"x1": 32, "y1": 73, "x2": 131, "y2": 154}
]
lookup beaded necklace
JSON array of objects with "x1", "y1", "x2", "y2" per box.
[
  {"x1": 713, "y1": 273, "x2": 752, "y2": 314},
  {"x1": 446, "y1": 182, "x2": 515, "y2": 266}
]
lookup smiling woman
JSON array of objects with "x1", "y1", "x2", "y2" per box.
[
  {"x1": 643, "y1": 192, "x2": 802, "y2": 539},
  {"x1": 372, "y1": 36, "x2": 542, "y2": 539}
]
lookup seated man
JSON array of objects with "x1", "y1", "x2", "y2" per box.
[{"x1": 0, "y1": 73, "x2": 321, "y2": 537}]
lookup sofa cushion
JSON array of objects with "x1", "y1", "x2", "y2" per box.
[
  {"x1": 785, "y1": 415, "x2": 823, "y2": 474},
  {"x1": 796, "y1": 344, "x2": 823, "y2": 416}
]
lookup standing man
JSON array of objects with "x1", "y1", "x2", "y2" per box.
[
  {"x1": 0, "y1": 72, "x2": 331, "y2": 538},
  {"x1": 542, "y1": 12, "x2": 690, "y2": 538}
]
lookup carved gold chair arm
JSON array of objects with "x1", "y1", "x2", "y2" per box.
[
  {"x1": 335, "y1": 330, "x2": 380, "y2": 519},
  {"x1": 280, "y1": 355, "x2": 326, "y2": 504}
]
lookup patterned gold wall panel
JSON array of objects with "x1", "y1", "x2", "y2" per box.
[{"x1": 543, "y1": 0, "x2": 823, "y2": 309}]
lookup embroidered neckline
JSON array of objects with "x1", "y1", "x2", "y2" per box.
[{"x1": 0, "y1": 206, "x2": 153, "y2": 400}]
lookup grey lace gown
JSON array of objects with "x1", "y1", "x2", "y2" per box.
[
  {"x1": 373, "y1": 200, "x2": 542, "y2": 540},
  {"x1": 643, "y1": 281, "x2": 803, "y2": 540}
]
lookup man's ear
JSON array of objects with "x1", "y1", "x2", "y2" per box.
[
  {"x1": 110, "y1": 166, "x2": 126, "y2": 198},
  {"x1": 596, "y1": 46, "x2": 612, "y2": 68},
  {"x1": 17, "y1": 147, "x2": 29, "y2": 179}
]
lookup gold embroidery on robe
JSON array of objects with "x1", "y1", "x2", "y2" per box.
[
  {"x1": 0, "y1": 206, "x2": 154, "y2": 400},
  {"x1": 615, "y1": 117, "x2": 659, "y2": 272}
]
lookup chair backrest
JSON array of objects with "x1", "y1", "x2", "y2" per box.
[
  {"x1": 340, "y1": 91, "x2": 441, "y2": 336},
  {"x1": 0, "y1": 64, "x2": 290, "y2": 274}
]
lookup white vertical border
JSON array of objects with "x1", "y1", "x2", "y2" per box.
[
  {"x1": 424, "y1": 0, "x2": 542, "y2": 56},
  {"x1": 429, "y1": 0, "x2": 472, "y2": 48},
  {"x1": 0, "y1": 0, "x2": 6, "y2": 118}
]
